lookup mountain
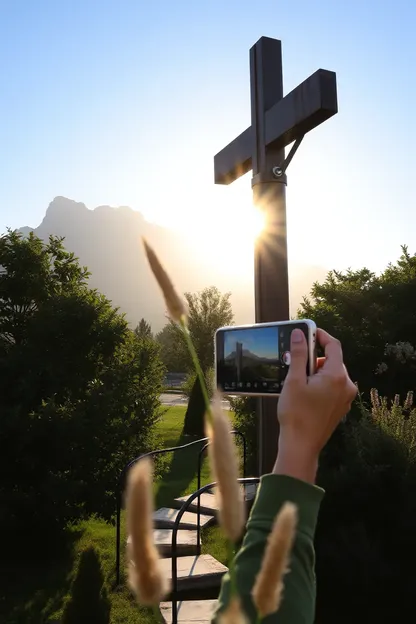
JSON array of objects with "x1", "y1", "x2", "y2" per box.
[
  {"x1": 225, "y1": 349, "x2": 276, "y2": 363},
  {"x1": 18, "y1": 196, "x2": 329, "y2": 331}
]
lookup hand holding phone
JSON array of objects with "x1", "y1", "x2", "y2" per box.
[
  {"x1": 275, "y1": 328, "x2": 357, "y2": 480},
  {"x1": 215, "y1": 319, "x2": 316, "y2": 397}
]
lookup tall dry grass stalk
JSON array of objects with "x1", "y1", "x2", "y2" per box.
[
  {"x1": 207, "y1": 392, "x2": 245, "y2": 543},
  {"x1": 142, "y1": 238, "x2": 244, "y2": 607},
  {"x1": 218, "y1": 597, "x2": 248, "y2": 623},
  {"x1": 142, "y1": 236, "x2": 213, "y2": 424},
  {"x1": 142, "y1": 238, "x2": 187, "y2": 324},
  {"x1": 252, "y1": 502, "x2": 298, "y2": 619},
  {"x1": 126, "y1": 458, "x2": 170, "y2": 606}
]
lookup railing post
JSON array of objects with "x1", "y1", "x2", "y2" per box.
[
  {"x1": 171, "y1": 516, "x2": 178, "y2": 624},
  {"x1": 197, "y1": 442, "x2": 209, "y2": 554}
]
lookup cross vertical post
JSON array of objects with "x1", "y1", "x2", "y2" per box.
[{"x1": 251, "y1": 38, "x2": 288, "y2": 474}]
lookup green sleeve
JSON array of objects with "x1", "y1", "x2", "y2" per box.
[{"x1": 212, "y1": 474, "x2": 324, "y2": 624}]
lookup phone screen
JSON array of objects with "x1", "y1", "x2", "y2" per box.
[{"x1": 215, "y1": 322, "x2": 310, "y2": 395}]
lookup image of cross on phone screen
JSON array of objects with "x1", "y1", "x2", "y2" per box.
[{"x1": 215, "y1": 320, "x2": 314, "y2": 396}]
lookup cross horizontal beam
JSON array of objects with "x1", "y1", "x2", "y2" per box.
[{"x1": 214, "y1": 68, "x2": 338, "y2": 185}]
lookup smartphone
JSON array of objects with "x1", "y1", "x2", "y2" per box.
[{"x1": 214, "y1": 319, "x2": 317, "y2": 396}]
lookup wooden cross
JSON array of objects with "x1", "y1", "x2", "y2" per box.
[{"x1": 214, "y1": 37, "x2": 338, "y2": 474}]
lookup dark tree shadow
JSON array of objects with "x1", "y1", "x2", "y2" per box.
[{"x1": 61, "y1": 546, "x2": 111, "y2": 624}]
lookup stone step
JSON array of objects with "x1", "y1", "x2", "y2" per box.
[
  {"x1": 160, "y1": 599, "x2": 218, "y2": 623},
  {"x1": 160, "y1": 554, "x2": 227, "y2": 592},
  {"x1": 153, "y1": 507, "x2": 215, "y2": 530},
  {"x1": 205, "y1": 483, "x2": 258, "y2": 500},
  {"x1": 154, "y1": 529, "x2": 198, "y2": 557},
  {"x1": 128, "y1": 530, "x2": 198, "y2": 558},
  {"x1": 172, "y1": 492, "x2": 219, "y2": 516}
]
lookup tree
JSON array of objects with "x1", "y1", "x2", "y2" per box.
[
  {"x1": 299, "y1": 246, "x2": 416, "y2": 400},
  {"x1": 182, "y1": 286, "x2": 234, "y2": 436},
  {"x1": 157, "y1": 287, "x2": 234, "y2": 372},
  {"x1": 135, "y1": 317, "x2": 153, "y2": 339},
  {"x1": 186, "y1": 286, "x2": 234, "y2": 371},
  {"x1": 0, "y1": 231, "x2": 164, "y2": 555},
  {"x1": 156, "y1": 286, "x2": 234, "y2": 380},
  {"x1": 156, "y1": 286, "x2": 234, "y2": 436},
  {"x1": 156, "y1": 322, "x2": 188, "y2": 373}
]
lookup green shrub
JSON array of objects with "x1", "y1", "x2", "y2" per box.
[
  {"x1": 182, "y1": 367, "x2": 214, "y2": 399},
  {"x1": 182, "y1": 375, "x2": 206, "y2": 437},
  {"x1": 370, "y1": 388, "x2": 416, "y2": 456},
  {"x1": 315, "y1": 391, "x2": 416, "y2": 623},
  {"x1": 299, "y1": 247, "x2": 416, "y2": 401},
  {"x1": 182, "y1": 368, "x2": 214, "y2": 438},
  {"x1": 0, "y1": 231, "x2": 164, "y2": 556}
]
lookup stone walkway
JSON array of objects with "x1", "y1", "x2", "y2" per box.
[
  {"x1": 129, "y1": 484, "x2": 258, "y2": 622},
  {"x1": 154, "y1": 491, "x2": 223, "y2": 622}
]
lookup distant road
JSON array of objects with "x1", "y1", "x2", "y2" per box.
[
  {"x1": 160, "y1": 393, "x2": 188, "y2": 406},
  {"x1": 160, "y1": 393, "x2": 231, "y2": 410}
]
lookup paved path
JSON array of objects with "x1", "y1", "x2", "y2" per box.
[
  {"x1": 160, "y1": 393, "x2": 231, "y2": 410},
  {"x1": 160, "y1": 392, "x2": 188, "y2": 406}
]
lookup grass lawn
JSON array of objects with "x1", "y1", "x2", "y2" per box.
[{"x1": 2, "y1": 406, "x2": 237, "y2": 623}]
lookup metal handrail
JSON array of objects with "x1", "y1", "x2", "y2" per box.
[
  {"x1": 196, "y1": 431, "x2": 246, "y2": 552},
  {"x1": 115, "y1": 431, "x2": 246, "y2": 586},
  {"x1": 170, "y1": 477, "x2": 260, "y2": 624}
]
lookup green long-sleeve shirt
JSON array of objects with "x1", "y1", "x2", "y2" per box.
[{"x1": 213, "y1": 474, "x2": 324, "y2": 623}]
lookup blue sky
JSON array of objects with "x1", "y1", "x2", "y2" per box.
[
  {"x1": 224, "y1": 326, "x2": 279, "y2": 359},
  {"x1": 1, "y1": 0, "x2": 416, "y2": 276}
]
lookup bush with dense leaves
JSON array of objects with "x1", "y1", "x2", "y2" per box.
[
  {"x1": 180, "y1": 368, "x2": 214, "y2": 438},
  {"x1": 299, "y1": 246, "x2": 416, "y2": 401},
  {"x1": 181, "y1": 368, "x2": 214, "y2": 400},
  {"x1": 315, "y1": 393, "x2": 416, "y2": 623},
  {"x1": 0, "y1": 231, "x2": 164, "y2": 555}
]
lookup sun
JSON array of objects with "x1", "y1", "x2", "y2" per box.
[
  {"x1": 242, "y1": 207, "x2": 266, "y2": 240},
  {"x1": 148, "y1": 176, "x2": 268, "y2": 279},
  {"x1": 216, "y1": 204, "x2": 265, "y2": 242},
  {"x1": 178, "y1": 184, "x2": 266, "y2": 277}
]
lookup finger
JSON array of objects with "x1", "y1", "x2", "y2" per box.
[
  {"x1": 286, "y1": 328, "x2": 308, "y2": 383},
  {"x1": 317, "y1": 328, "x2": 344, "y2": 372}
]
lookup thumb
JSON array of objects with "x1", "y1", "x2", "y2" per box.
[{"x1": 285, "y1": 328, "x2": 308, "y2": 383}]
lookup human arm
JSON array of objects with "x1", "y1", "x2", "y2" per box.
[
  {"x1": 213, "y1": 328, "x2": 357, "y2": 623},
  {"x1": 214, "y1": 472, "x2": 323, "y2": 623}
]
